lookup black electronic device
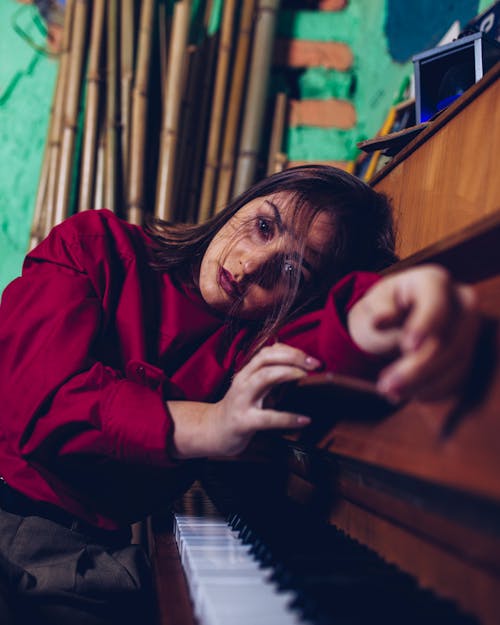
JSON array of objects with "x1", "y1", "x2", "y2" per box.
[{"x1": 413, "y1": 31, "x2": 500, "y2": 123}]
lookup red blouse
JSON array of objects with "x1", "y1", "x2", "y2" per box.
[{"x1": 0, "y1": 209, "x2": 379, "y2": 529}]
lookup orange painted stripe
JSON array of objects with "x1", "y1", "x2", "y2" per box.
[
  {"x1": 317, "y1": 0, "x2": 348, "y2": 9},
  {"x1": 274, "y1": 38, "x2": 353, "y2": 70},
  {"x1": 287, "y1": 160, "x2": 353, "y2": 172},
  {"x1": 284, "y1": 0, "x2": 347, "y2": 10},
  {"x1": 289, "y1": 99, "x2": 356, "y2": 129}
]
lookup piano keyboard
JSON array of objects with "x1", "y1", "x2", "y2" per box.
[
  {"x1": 166, "y1": 480, "x2": 478, "y2": 625},
  {"x1": 174, "y1": 510, "x2": 302, "y2": 625}
]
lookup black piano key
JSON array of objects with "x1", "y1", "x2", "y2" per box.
[
  {"x1": 200, "y1": 471, "x2": 480, "y2": 625},
  {"x1": 226, "y1": 512, "x2": 238, "y2": 526},
  {"x1": 230, "y1": 516, "x2": 244, "y2": 531},
  {"x1": 239, "y1": 525, "x2": 255, "y2": 544}
]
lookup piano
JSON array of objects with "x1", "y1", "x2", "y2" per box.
[{"x1": 149, "y1": 61, "x2": 500, "y2": 625}]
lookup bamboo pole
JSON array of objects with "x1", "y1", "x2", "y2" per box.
[
  {"x1": 30, "y1": 12, "x2": 73, "y2": 250},
  {"x1": 174, "y1": 0, "x2": 219, "y2": 220},
  {"x1": 45, "y1": 148, "x2": 60, "y2": 234},
  {"x1": 203, "y1": 0, "x2": 215, "y2": 39},
  {"x1": 232, "y1": 0, "x2": 280, "y2": 197},
  {"x1": 158, "y1": 0, "x2": 169, "y2": 105},
  {"x1": 184, "y1": 0, "x2": 218, "y2": 223},
  {"x1": 266, "y1": 91, "x2": 287, "y2": 175},
  {"x1": 273, "y1": 151, "x2": 288, "y2": 173},
  {"x1": 214, "y1": 0, "x2": 255, "y2": 211},
  {"x1": 29, "y1": 139, "x2": 50, "y2": 250},
  {"x1": 94, "y1": 124, "x2": 106, "y2": 209},
  {"x1": 170, "y1": 43, "x2": 198, "y2": 219},
  {"x1": 197, "y1": 0, "x2": 238, "y2": 222},
  {"x1": 78, "y1": 0, "x2": 105, "y2": 212},
  {"x1": 189, "y1": 36, "x2": 218, "y2": 223},
  {"x1": 104, "y1": 0, "x2": 119, "y2": 213},
  {"x1": 155, "y1": 0, "x2": 192, "y2": 222},
  {"x1": 54, "y1": 0, "x2": 89, "y2": 226},
  {"x1": 127, "y1": 0, "x2": 156, "y2": 225},
  {"x1": 43, "y1": 0, "x2": 74, "y2": 236},
  {"x1": 120, "y1": 0, "x2": 135, "y2": 198}
]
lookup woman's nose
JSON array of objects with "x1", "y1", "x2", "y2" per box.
[
  {"x1": 238, "y1": 250, "x2": 282, "y2": 290},
  {"x1": 240, "y1": 256, "x2": 259, "y2": 275},
  {"x1": 240, "y1": 249, "x2": 270, "y2": 276}
]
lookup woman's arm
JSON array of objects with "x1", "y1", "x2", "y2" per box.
[
  {"x1": 167, "y1": 266, "x2": 480, "y2": 460},
  {"x1": 347, "y1": 265, "x2": 480, "y2": 402},
  {"x1": 0, "y1": 213, "x2": 174, "y2": 472}
]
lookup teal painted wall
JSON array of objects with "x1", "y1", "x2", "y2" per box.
[
  {"x1": 0, "y1": 0, "x2": 57, "y2": 295},
  {"x1": 278, "y1": 0, "x2": 486, "y2": 162},
  {"x1": 0, "y1": 0, "x2": 495, "y2": 295}
]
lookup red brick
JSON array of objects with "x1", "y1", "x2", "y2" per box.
[
  {"x1": 287, "y1": 160, "x2": 353, "y2": 171},
  {"x1": 289, "y1": 99, "x2": 356, "y2": 129},
  {"x1": 282, "y1": 1, "x2": 347, "y2": 9},
  {"x1": 317, "y1": 0, "x2": 347, "y2": 9},
  {"x1": 274, "y1": 38, "x2": 353, "y2": 70}
]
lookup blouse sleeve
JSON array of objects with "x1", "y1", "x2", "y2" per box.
[
  {"x1": 0, "y1": 212, "x2": 177, "y2": 471},
  {"x1": 276, "y1": 272, "x2": 384, "y2": 380}
]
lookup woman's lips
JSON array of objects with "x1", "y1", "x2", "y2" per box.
[{"x1": 219, "y1": 267, "x2": 241, "y2": 298}]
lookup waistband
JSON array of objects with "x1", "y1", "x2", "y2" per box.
[{"x1": 0, "y1": 477, "x2": 131, "y2": 549}]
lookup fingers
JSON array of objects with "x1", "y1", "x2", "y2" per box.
[
  {"x1": 243, "y1": 343, "x2": 321, "y2": 375},
  {"x1": 233, "y1": 343, "x2": 321, "y2": 403},
  {"x1": 377, "y1": 336, "x2": 446, "y2": 401},
  {"x1": 378, "y1": 339, "x2": 469, "y2": 402},
  {"x1": 377, "y1": 283, "x2": 480, "y2": 401},
  {"x1": 243, "y1": 408, "x2": 311, "y2": 431},
  {"x1": 456, "y1": 283, "x2": 477, "y2": 313},
  {"x1": 220, "y1": 343, "x2": 320, "y2": 449},
  {"x1": 370, "y1": 283, "x2": 409, "y2": 330},
  {"x1": 392, "y1": 266, "x2": 454, "y2": 352},
  {"x1": 244, "y1": 364, "x2": 308, "y2": 405}
]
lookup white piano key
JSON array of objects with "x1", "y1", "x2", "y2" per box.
[
  {"x1": 182, "y1": 545, "x2": 262, "y2": 585},
  {"x1": 174, "y1": 505, "x2": 303, "y2": 625},
  {"x1": 198, "y1": 583, "x2": 300, "y2": 625},
  {"x1": 177, "y1": 536, "x2": 247, "y2": 563},
  {"x1": 189, "y1": 569, "x2": 275, "y2": 614}
]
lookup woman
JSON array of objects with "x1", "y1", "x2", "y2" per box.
[{"x1": 0, "y1": 165, "x2": 479, "y2": 624}]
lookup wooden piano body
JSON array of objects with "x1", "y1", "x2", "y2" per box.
[
  {"x1": 283, "y1": 61, "x2": 500, "y2": 625},
  {"x1": 150, "y1": 62, "x2": 500, "y2": 625}
]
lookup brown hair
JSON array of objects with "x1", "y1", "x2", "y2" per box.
[{"x1": 146, "y1": 165, "x2": 396, "y2": 350}]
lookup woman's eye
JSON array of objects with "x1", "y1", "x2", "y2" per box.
[
  {"x1": 256, "y1": 217, "x2": 274, "y2": 240},
  {"x1": 283, "y1": 261, "x2": 298, "y2": 279},
  {"x1": 282, "y1": 260, "x2": 307, "y2": 287}
]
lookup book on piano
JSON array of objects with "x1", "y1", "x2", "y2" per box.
[{"x1": 266, "y1": 372, "x2": 398, "y2": 423}]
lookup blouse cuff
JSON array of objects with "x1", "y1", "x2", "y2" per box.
[
  {"x1": 320, "y1": 272, "x2": 385, "y2": 379},
  {"x1": 103, "y1": 379, "x2": 177, "y2": 467}
]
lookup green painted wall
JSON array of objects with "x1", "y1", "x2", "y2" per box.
[
  {"x1": 278, "y1": 1, "x2": 410, "y2": 161},
  {"x1": 278, "y1": 0, "x2": 488, "y2": 161},
  {"x1": 0, "y1": 0, "x2": 57, "y2": 295},
  {"x1": 0, "y1": 0, "x2": 495, "y2": 295}
]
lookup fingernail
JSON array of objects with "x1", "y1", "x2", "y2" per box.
[
  {"x1": 377, "y1": 373, "x2": 399, "y2": 394},
  {"x1": 377, "y1": 376, "x2": 402, "y2": 404},
  {"x1": 296, "y1": 416, "x2": 311, "y2": 426},
  {"x1": 305, "y1": 356, "x2": 321, "y2": 369},
  {"x1": 386, "y1": 391, "x2": 403, "y2": 405},
  {"x1": 403, "y1": 332, "x2": 423, "y2": 351}
]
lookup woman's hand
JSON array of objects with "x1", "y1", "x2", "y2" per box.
[
  {"x1": 167, "y1": 343, "x2": 320, "y2": 459},
  {"x1": 347, "y1": 265, "x2": 480, "y2": 402}
]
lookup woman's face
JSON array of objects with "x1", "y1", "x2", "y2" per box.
[{"x1": 198, "y1": 192, "x2": 334, "y2": 319}]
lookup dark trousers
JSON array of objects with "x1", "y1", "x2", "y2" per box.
[{"x1": 0, "y1": 506, "x2": 157, "y2": 625}]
